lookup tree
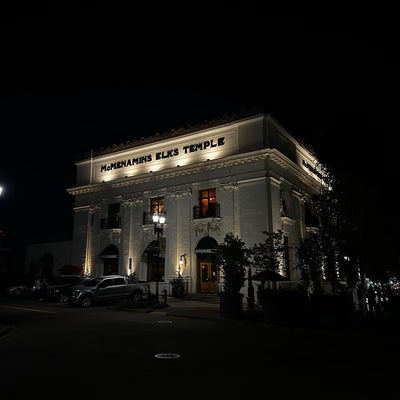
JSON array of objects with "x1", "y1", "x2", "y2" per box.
[
  {"x1": 251, "y1": 229, "x2": 286, "y2": 303},
  {"x1": 252, "y1": 229, "x2": 310, "y2": 324},
  {"x1": 214, "y1": 232, "x2": 250, "y2": 294},
  {"x1": 297, "y1": 164, "x2": 361, "y2": 294},
  {"x1": 313, "y1": 169, "x2": 342, "y2": 293},
  {"x1": 296, "y1": 231, "x2": 324, "y2": 295}
]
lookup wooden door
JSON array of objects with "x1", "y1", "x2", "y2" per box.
[{"x1": 200, "y1": 262, "x2": 219, "y2": 293}]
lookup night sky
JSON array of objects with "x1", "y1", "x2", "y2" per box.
[{"x1": 0, "y1": 7, "x2": 398, "y2": 266}]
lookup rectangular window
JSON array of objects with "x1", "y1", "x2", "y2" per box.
[
  {"x1": 305, "y1": 203, "x2": 318, "y2": 227},
  {"x1": 197, "y1": 188, "x2": 217, "y2": 218},
  {"x1": 151, "y1": 196, "x2": 165, "y2": 216},
  {"x1": 108, "y1": 203, "x2": 120, "y2": 229},
  {"x1": 200, "y1": 188, "x2": 216, "y2": 215},
  {"x1": 148, "y1": 197, "x2": 165, "y2": 282},
  {"x1": 101, "y1": 203, "x2": 121, "y2": 229},
  {"x1": 142, "y1": 197, "x2": 165, "y2": 225}
]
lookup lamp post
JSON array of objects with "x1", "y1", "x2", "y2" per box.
[{"x1": 152, "y1": 212, "x2": 166, "y2": 303}]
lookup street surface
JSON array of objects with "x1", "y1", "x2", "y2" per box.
[{"x1": 1, "y1": 295, "x2": 399, "y2": 398}]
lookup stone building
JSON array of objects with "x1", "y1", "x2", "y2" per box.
[{"x1": 66, "y1": 111, "x2": 324, "y2": 297}]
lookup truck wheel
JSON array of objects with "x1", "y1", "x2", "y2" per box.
[
  {"x1": 81, "y1": 296, "x2": 93, "y2": 308},
  {"x1": 132, "y1": 291, "x2": 143, "y2": 302}
]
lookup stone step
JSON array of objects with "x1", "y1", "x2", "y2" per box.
[{"x1": 185, "y1": 293, "x2": 220, "y2": 304}]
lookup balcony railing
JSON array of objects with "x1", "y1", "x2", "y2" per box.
[
  {"x1": 193, "y1": 203, "x2": 220, "y2": 219},
  {"x1": 100, "y1": 218, "x2": 121, "y2": 230}
]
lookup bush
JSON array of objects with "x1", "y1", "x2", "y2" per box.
[
  {"x1": 214, "y1": 233, "x2": 250, "y2": 294},
  {"x1": 170, "y1": 276, "x2": 185, "y2": 298}
]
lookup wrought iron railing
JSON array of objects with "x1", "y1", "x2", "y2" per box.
[
  {"x1": 193, "y1": 203, "x2": 220, "y2": 219},
  {"x1": 100, "y1": 218, "x2": 121, "y2": 229}
]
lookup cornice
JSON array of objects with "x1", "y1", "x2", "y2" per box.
[
  {"x1": 76, "y1": 108, "x2": 263, "y2": 161},
  {"x1": 67, "y1": 148, "x2": 321, "y2": 196}
]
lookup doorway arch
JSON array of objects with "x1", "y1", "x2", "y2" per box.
[
  {"x1": 195, "y1": 236, "x2": 219, "y2": 293},
  {"x1": 38, "y1": 252, "x2": 54, "y2": 279},
  {"x1": 99, "y1": 244, "x2": 119, "y2": 275},
  {"x1": 142, "y1": 240, "x2": 165, "y2": 282}
]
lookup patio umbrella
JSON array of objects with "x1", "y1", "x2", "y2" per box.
[{"x1": 252, "y1": 269, "x2": 288, "y2": 282}]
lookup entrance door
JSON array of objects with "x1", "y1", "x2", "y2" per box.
[
  {"x1": 103, "y1": 258, "x2": 118, "y2": 275},
  {"x1": 200, "y1": 262, "x2": 219, "y2": 293}
]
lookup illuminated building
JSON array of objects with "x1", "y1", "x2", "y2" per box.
[{"x1": 67, "y1": 111, "x2": 324, "y2": 296}]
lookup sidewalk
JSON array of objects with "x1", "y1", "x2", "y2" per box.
[
  {"x1": 117, "y1": 295, "x2": 223, "y2": 320},
  {"x1": 123, "y1": 296, "x2": 263, "y2": 322},
  {"x1": 158, "y1": 296, "x2": 222, "y2": 320}
]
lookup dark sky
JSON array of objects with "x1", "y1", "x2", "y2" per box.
[{"x1": 0, "y1": 6, "x2": 398, "y2": 258}]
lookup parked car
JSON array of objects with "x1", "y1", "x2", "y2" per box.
[
  {"x1": 6, "y1": 283, "x2": 34, "y2": 297},
  {"x1": 47, "y1": 275, "x2": 86, "y2": 302},
  {"x1": 68, "y1": 275, "x2": 149, "y2": 308}
]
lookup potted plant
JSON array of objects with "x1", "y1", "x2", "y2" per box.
[
  {"x1": 252, "y1": 229, "x2": 309, "y2": 324},
  {"x1": 214, "y1": 233, "x2": 250, "y2": 318},
  {"x1": 170, "y1": 275, "x2": 185, "y2": 298}
]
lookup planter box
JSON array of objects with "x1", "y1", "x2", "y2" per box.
[
  {"x1": 171, "y1": 285, "x2": 185, "y2": 298},
  {"x1": 219, "y1": 292, "x2": 244, "y2": 319},
  {"x1": 263, "y1": 290, "x2": 310, "y2": 325}
]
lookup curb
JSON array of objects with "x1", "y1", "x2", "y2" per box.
[{"x1": 165, "y1": 310, "x2": 221, "y2": 321}]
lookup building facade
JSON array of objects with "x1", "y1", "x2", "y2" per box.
[
  {"x1": 67, "y1": 112, "x2": 324, "y2": 297},
  {"x1": 25, "y1": 239, "x2": 74, "y2": 279}
]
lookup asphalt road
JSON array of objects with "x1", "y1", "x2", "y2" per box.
[{"x1": 1, "y1": 295, "x2": 400, "y2": 398}]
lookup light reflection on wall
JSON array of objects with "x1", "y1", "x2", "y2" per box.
[{"x1": 92, "y1": 130, "x2": 237, "y2": 184}]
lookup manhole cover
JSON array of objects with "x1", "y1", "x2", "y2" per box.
[
  {"x1": 157, "y1": 320, "x2": 173, "y2": 324},
  {"x1": 155, "y1": 353, "x2": 181, "y2": 359}
]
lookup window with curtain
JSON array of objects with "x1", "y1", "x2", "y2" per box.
[
  {"x1": 151, "y1": 196, "x2": 165, "y2": 215},
  {"x1": 198, "y1": 188, "x2": 216, "y2": 218}
]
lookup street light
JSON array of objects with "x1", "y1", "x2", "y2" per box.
[{"x1": 152, "y1": 212, "x2": 166, "y2": 302}]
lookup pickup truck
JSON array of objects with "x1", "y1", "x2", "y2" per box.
[{"x1": 68, "y1": 275, "x2": 149, "y2": 308}]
